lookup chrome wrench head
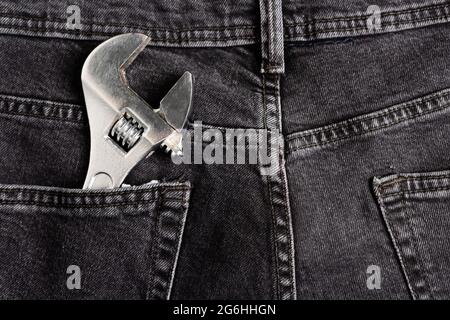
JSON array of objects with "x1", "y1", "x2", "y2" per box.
[{"x1": 81, "y1": 33, "x2": 193, "y2": 189}]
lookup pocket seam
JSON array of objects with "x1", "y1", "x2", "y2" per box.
[
  {"x1": 0, "y1": 199, "x2": 186, "y2": 208},
  {"x1": 147, "y1": 188, "x2": 191, "y2": 300},
  {"x1": 286, "y1": 88, "x2": 450, "y2": 155},
  {"x1": 373, "y1": 173, "x2": 449, "y2": 299},
  {"x1": 0, "y1": 182, "x2": 192, "y2": 299},
  {"x1": 377, "y1": 172, "x2": 450, "y2": 197},
  {"x1": 0, "y1": 93, "x2": 84, "y2": 123},
  {"x1": 0, "y1": 183, "x2": 191, "y2": 211},
  {"x1": 287, "y1": 89, "x2": 450, "y2": 141},
  {"x1": 380, "y1": 186, "x2": 450, "y2": 198},
  {"x1": 374, "y1": 180, "x2": 421, "y2": 299}
]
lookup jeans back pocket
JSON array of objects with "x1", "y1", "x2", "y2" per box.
[
  {"x1": 0, "y1": 182, "x2": 191, "y2": 299},
  {"x1": 374, "y1": 171, "x2": 450, "y2": 300}
]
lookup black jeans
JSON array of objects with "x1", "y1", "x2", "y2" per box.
[{"x1": 0, "y1": 0, "x2": 450, "y2": 300}]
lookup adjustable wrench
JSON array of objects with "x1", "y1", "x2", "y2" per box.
[{"x1": 81, "y1": 33, "x2": 193, "y2": 189}]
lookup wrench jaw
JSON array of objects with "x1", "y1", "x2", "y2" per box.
[
  {"x1": 158, "y1": 71, "x2": 194, "y2": 154},
  {"x1": 81, "y1": 33, "x2": 194, "y2": 189},
  {"x1": 81, "y1": 33, "x2": 151, "y2": 110}
]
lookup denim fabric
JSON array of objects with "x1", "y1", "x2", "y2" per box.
[
  {"x1": 0, "y1": 0, "x2": 449, "y2": 300},
  {"x1": 374, "y1": 171, "x2": 450, "y2": 299},
  {"x1": 0, "y1": 183, "x2": 191, "y2": 299}
]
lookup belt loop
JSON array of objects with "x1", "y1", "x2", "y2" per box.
[{"x1": 259, "y1": 0, "x2": 285, "y2": 74}]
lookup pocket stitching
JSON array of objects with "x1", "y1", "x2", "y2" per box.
[
  {"x1": 287, "y1": 90, "x2": 450, "y2": 141},
  {"x1": 148, "y1": 188, "x2": 190, "y2": 300},
  {"x1": 0, "y1": 185, "x2": 190, "y2": 197},
  {"x1": 399, "y1": 192, "x2": 438, "y2": 299},
  {"x1": 381, "y1": 186, "x2": 450, "y2": 198},
  {"x1": 0, "y1": 184, "x2": 191, "y2": 211},
  {"x1": 379, "y1": 174, "x2": 450, "y2": 197},
  {"x1": 375, "y1": 176, "x2": 448, "y2": 299},
  {"x1": 287, "y1": 89, "x2": 450, "y2": 155},
  {"x1": 0, "y1": 199, "x2": 186, "y2": 208},
  {"x1": 375, "y1": 183, "x2": 420, "y2": 299}
]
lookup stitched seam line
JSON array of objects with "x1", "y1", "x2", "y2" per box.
[
  {"x1": 395, "y1": 174, "x2": 450, "y2": 181},
  {"x1": 0, "y1": 197, "x2": 185, "y2": 208},
  {"x1": 0, "y1": 18, "x2": 446, "y2": 43},
  {"x1": 0, "y1": 11, "x2": 257, "y2": 31},
  {"x1": 166, "y1": 190, "x2": 190, "y2": 299},
  {"x1": 374, "y1": 185, "x2": 416, "y2": 299},
  {"x1": 263, "y1": 73, "x2": 281, "y2": 299},
  {"x1": 279, "y1": 162, "x2": 296, "y2": 299},
  {"x1": 377, "y1": 178, "x2": 408, "y2": 191},
  {"x1": 0, "y1": 21, "x2": 257, "y2": 41},
  {"x1": 0, "y1": 95, "x2": 82, "y2": 109},
  {"x1": 287, "y1": 91, "x2": 450, "y2": 153},
  {"x1": 0, "y1": 3, "x2": 446, "y2": 32},
  {"x1": 285, "y1": 14, "x2": 450, "y2": 36},
  {"x1": 380, "y1": 186, "x2": 450, "y2": 198},
  {"x1": 0, "y1": 190, "x2": 159, "y2": 197},
  {"x1": 146, "y1": 198, "x2": 160, "y2": 300},
  {"x1": 0, "y1": 2, "x2": 448, "y2": 42},
  {"x1": 263, "y1": 74, "x2": 296, "y2": 300},
  {"x1": 0, "y1": 199, "x2": 159, "y2": 208},
  {"x1": 0, "y1": 26, "x2": 257, "y2": 42},
  {"x1": 267, "y1": 177, "x2": 280, "y2": 299},
  {"x1": 0, "y1": 97, "x2": 84, "y2": 123},
  {"x1": 400, "y1": 191, "x2": 434, "y2": 299},
  {"x1": 1, "y1": 3, "x2": 447, "y2": 28},
  {"x1": 262, "y1": 75, "x2": 267, "y2": 129},
  {"x1": 285, "y1": 3, "x2": 450, "y2": 26},
  {"x1": 380, "y1": 175, "x2": 450, "y2": 191},
  {"x1": 150, "y1": 189, "x2": 189, "y2": 300},
  {"x1": 0, "y1": 108, "x2": 83, "y2": 123},
  {"x1": 0, "y1": 185, "x2": 189, "y2": 196},
  {"x1": 150, "y1": 197, "x2": 164, "y2": 299},
  {"x1": 287, "y1": 91, "x2": 450, "y2": 141},
  {"x1": 289, "y1": 104, "x2": 449, "y2": 152},
  {"x1": 164, "y1": 194, "x2": 189, "y2": 299}
]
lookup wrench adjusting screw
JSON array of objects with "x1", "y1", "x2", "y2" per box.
[{"x1": 109, "y1": 114, "x2": 144, "y2": 151}]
